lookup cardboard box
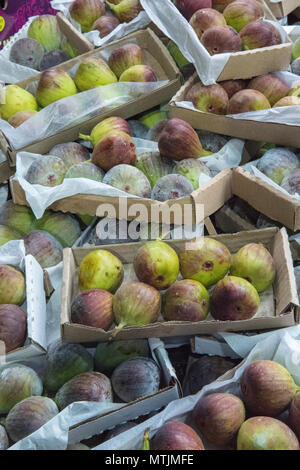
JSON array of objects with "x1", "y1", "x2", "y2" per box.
[
  {"x1": 232, "y1": 167, "x2": 300, "y2": 232},
  {"x1": 0, "y1": 29, "x2": 181, "y2": 169},
  {"x1": 169, "y1": 73, "x2": 300, "y2": 147},
  {"x1": 266, "y1": 0, "x2": 300, "y2": 18},
  {"x1": 61, "y1": 227, "x2": 299, "y2": 343},
  {"x1": 214, "y1": 204, "x2": 257, "y2": 233}
]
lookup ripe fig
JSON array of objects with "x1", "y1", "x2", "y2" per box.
[
  {"x1": 211, "y1": 275, "x2": 260, "y2": 321},
  {"x1": 61, "y1": 37, "x2": 78, "y2": 59},
  {"x1": 237, "y1": 417, "x2": 300, "y2": 450},
  {"x1": 223, "y1": 0, "x2": 264, "y2": 33},
  {"x1": 188, "y1": 83, "x2": 229, "y2": 114},
  {"x1": 174, "y1": 0, "x2": 212, "y2": 20},
  {"x1": 65, "y1": 162, "x2": 105, "y2": 182},
  {"x1": 0, "y1": 225, "x2": 20, "y2": 246},
  {"x1": 106, "y1": 0, "x2": 143, "y2": 23},
  {"x1": 103, "y1": 164, "x2": 151, "y2": 197},
  {"x1": 167, "y1": 40, "x2": 190, "y2": 68},
  {"x1": 151, "y1": 421, "x2": 205, "y2": 450},
  {"x1": 26, "y1": 155, "x2": 67, "y2": 187},
  {"x1": 227, "y1": 89, "x2": 271, "y2": 114},
  {"x1": 174, "y1": 158, "x2": 211, "y2": 190},
  {"x1": 80, "y1": 116, "x2": 131, "y2": 147},
  {"x1": 49, "y1": 142, "x2": 90, "y2": 169},
  {"x1": 188, "y1": 356, "x2": 237, "y2": 394},
  {"x1": 0, "y1": 202, "x2": 35, "y2": 236},
  {"x1": 193, "y1": 393, "x2": 245, "y2": 445},
  {"x1": 92, "y1": 15, "x2": 120, "y2": 38},
  {"x1": 241, "y1": 360, "x2": 298, "y2": 417},
  {"x1": 240, "y1": 20, "x2": 282, "y2": 50},
  {"x1": 108, "y1": 43, "x2": 143, "y2": 78},
  {"x1": 94, "y1": 339, "x2": 149, "y2": 374},
  {"x1": 6, "y1": 396, "x2": 59, "y2": 442},
  {"x1": 0, "y1": 85, "x2": 38, "y2": 121},
  {"x1": 39, "y1": 50, "x2": 71, "y2": 71},
  {"x1": 162, "y1": 279, "x2": 209, "y2": 322},
  {"x1": 9, "y1": 38, "x2": 44, "y2": 70},
  {"x1": 220, "y1": 79, "x2": 247, "y2": 98},
  {"x1": 281, "y1": 168, "x2": 300, "y2": 196},
  {"x1": 152, "y1": 174, "x2": 194, "y2": 201},
  {"x1": 199, "y1": 131, "x2": 228, "y2": 153},
  {"x1": 134, "y1": 240, "x2": 179, "y2": 290},
  {"x1": 136, "y1": 151, "x2": 175, "y2": 188},
  {"x1": 55, "y1": 372, "x2": 112, "y2": 410},
  {"x1": 111, "y1": 357, "x2": 160, "y2": 402},
  {"x1": 248, "y1": 74, "x2": 290, "y2": 107},
  {"x1": 78, "y1": 249, "x2": 124, "y2": 293},
  {"x1": 189, "y1": 8, "x2": 226, "y2": 39},
  {"x1": 0, "y1": 365, "x2": 43, "y2": 414},
  {"x1": 273, "y1": 96, "x2": 300, "y2": 107},
  {"x1": 292, "y1": 38, "x2": 300, "y2": 61},
  {"x1": 0, "y1": 426, "x2": 8, "y2": 450},
  {"x1": 44, "y1": 341, "x2": 94, "y2": 393},
  {"x1": 0, "y1": 305, "x2": 27, "y2": 352},
  {"x1": 179, "y1": 237, "x2": 231, "y2": 287},
  {"x1": 289, "y1": 392, "x2": 300, "y2": 440},
  {"x1": 36, "y1": 211, "x2": 82, "y2": 248},
  {"x1": 0, "y1": 265, "x2": 26, "y2": 305},
  {"x1": 256, "y1": 148, "x2": 299, "y2": 185},
  {"x1": 158, "y1": 118, "x2": 203, "y2": 161},
  {"x1": 146, "y1": 120, "x2": 169, "y2": 142},
  {"x1": 119, "y1": 64, "x2": 157, "y2": 82},
  {"x1": 92, "y1": 131, "x2": 137, "y2": 171},
  {"x1": 70, "y1": 0, "x2": 106, "y2": 32},
  {"x1": 202, "y1": 25, "x2": 242, "y2": 54},
  {"x1": 71, "y1": 289, "x2": 114, "y2": 330},
  {"x1": 27, "y1": 15, "x2": 62, "y2": 52},
  {"x1": 36, "y1": 68, "x2": 77, "y2": 108},
  {"x1": 23, "y1": 230, "x2": 63, "y2": 269},
  {"x1": 75, "y1": 57, "x2": 117, "y2": 92},
  {"x1": 212, "y1": 0, "x2": 235, "y2": 13},
  {"x1": 8, "y1": 110, "x2": 38, "y2": 128}
]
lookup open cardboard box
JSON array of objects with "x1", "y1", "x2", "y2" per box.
[
  {"x1": 266, "y1": 0, "x2": 300, "y2": 18},
  {"x1": 0, "y1": 28, "x2": 181, "y2": 173},
  {"x1": 61, "y1": 227, "x2": 299, "y2": 343},
  {"x1": 169, "y1": 73, "x2": 300, "y2": 148},
  {"x1": 232, "y1": 167, "x2": 300, "y2": 232}
]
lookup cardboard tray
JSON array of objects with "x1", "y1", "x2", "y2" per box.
[
  {"x1": 56, "y1": 12, "x2": 94, "y2": 56},
  {"x1": 266, "y1": 0, "x2": 300, "y2": 18},
  {"x1": 0, "y1": 28, "x2": 181, "y2": 172},
  {"x1": 169, "y1": 73, "x2": 300, "y2": 148},
  {"x1": 232, "y1": 167, "x2": 300, "y2": 232},
  {"x1": 61, "y1": 227, "x2": 299, "y2": 343}
]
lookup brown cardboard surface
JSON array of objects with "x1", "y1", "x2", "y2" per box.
[
  {"x1": 0, "y1": 29, "x2": 181, "y2": 167},
  {"x1": 0, "y1": 160, "x2": 14, "y2": 183},
  {"x1": 215, "y1": 205, "x2": 256, "y2": 233},
  {"x1": 169, "y1": 73, "x2": 300, "y2": 147},
  {"x1": 232, "y1": 167, "x2": 300, "y2": 232},
  {"x1": 266, "y1": 0, "x2": 299, "y2": 17},
  {"x1": 61, "y1": 227, "x2": 299, "y2": 343}
]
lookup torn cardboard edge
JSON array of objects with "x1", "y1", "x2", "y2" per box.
[{"x1": 266, "y1": 0, "x2": 300, "y2": 18}]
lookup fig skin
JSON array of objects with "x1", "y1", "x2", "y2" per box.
[
  {"x1": 8, "y1": 110, "x2": 38, "y2": 128},
  {"x1": 240, "y1": 20, "x2": 282, "y2": 50},
  {"x1": 0, "y1": 264, "x2": 26, "y2": 306},
  {"x1": 151, "y1": 174, "x2": 194, "y2": 201},
  {"x1": 71, "y1": 289, "x2": 114, "y2": 330},
  {"x1": 223, "y1": 0, "x2": 264, "y2": 33},
  {"x1": 26, "y1": 155, "x2": 67, "y2": 187},
  {"x1": 188, "y1": 83, "x2": 229, "y2": 115},
  {"x1": 256, "y1": 148, "x2": 299, "y2": 185},
  {"x1": 49, "y1": 142, "x2": 90, "y2": 170},
  {"x1": 92, "y1": 15, "x2": 120, "y2": 38},
  {"x1": 108, "y1": 43, "x2": 143, "y2": 78},
  {"x1": 9, "y1": 38, "x2": 44, "y2": 70},
  {"x1": 248, "y1": 73, "x2": 291, "y2": 107},
  {"x1": 23, "y1": 230, "x2": 63, "y2": 269},
  {"x1": 174, "y1": 0, "x2": 212, "y2": 20},
  {"x1": 94, "y1": 339, "x2": 149, "y2": 374},
  {"x1": 92, "y1": 131, "x2": 137, "y2": 171},
  {"x1": 189, "y1": 8, "x2": 226, "y2": 39},
  {"x1": 158, "y1": 118, "x2": 203, "y2": 161},
  {"x1": 80, "y1": 116, "x2": 131, "y2": 147},
  {"x1": 151, "y1": 421, "x2": 205, "y2": 450},
  {"x1": 240, "y1": 360, "x2": 298, "y2": 417},
  {"x1": 0, "y1": 425, "x2": 9, "y2": 450},
  {"x1": 78, "y1": 249, "x2": 124, "y2": 293},
  {"x1": 220, "y1": 79, "x2": 247, "y2": 98},
  {"x1": 70, "y1": 0, "x2": 106, "y2": 33},
  {"x1": 103, "y1": 164, "x2": 151, "y2": 198},
  {"x1": 193, "y1": 393, "x2": 246, "y2": 446},
  {"x1": 119, "y1": 64, "x2": 157, "y2": 82},
  {"x1": 202, "y1": 25, "x2": 242, "y2": 55},
  {"x1": 174, "y1": 158, "x2": 211, "y2": 190},
  {"x1": 36, "y1": 68, "x2": 77, "y2": 108},
  {"x1": 227, "y1": 89, "x2": 271, "y2": 114},
  {"x1": 0, "y1": 304, "x2": 27, "y2": 353},
  {"x1": 75, "y1": 57, "x2": 117, "y2": 92},
  {"x1": 281, "y1": 169, "x2": 300, "y2": 195},
  {"x1": 289, "y1": 392, "x2": 300, "y2": 440},
  {"x1": 162, "y1": 279, "x2": 209, "y2": 322}
]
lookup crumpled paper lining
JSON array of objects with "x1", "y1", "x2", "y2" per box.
[
  {"x1": 51, "y1": 0, "x2": 151, "y2": 47},
  {"x1": 0, "y1": 80, "x2": 167, "y2": 150},
  {"x1": 177, "y1": 71, "x2": 300, "y2": 127},
  {"x1": 141, "y1": 0, "x2": 288, "y2": 85},
  {"x1": 96, "y1": 325, "x2": 300, "y2": 450},
  {"x1": 14, "y1": 137, "x2": 244, "y2": 220},
  {"x1": 284, "y1": 25, "x2": 300, "y2": 43}
]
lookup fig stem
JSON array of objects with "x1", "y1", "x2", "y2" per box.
[
  {"x1": 142, "y1": 429, "x2": 150, "y2": 450},
  {"x1": 109, "y1": 322, "x2": 126, "y2": 341},
  {"x1": 78, "y1": 133, "x2": 91, "y2": 142}
]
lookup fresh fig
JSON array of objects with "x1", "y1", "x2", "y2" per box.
[
  {"x1": 49, "y1": 142, "x2": 90, "y2": 169},
  {"x1": 36, "y1": 211, "x2": 82, "y2": 248},
  {"x1": 8, "y1": 110, "x2": 38, "y2": 128},
  {"x1": 151, "y1": 174, "x2": 194, "y2": 201},
  {"x1": 0, "y1": 85, "x2": 38, "y2": 121},
  {"x1": 78, "y1": 249, "x2": 124, "y2": 293},
  {"x1": 75, "y1": 57, "x2": 117, "y2": 92},
  {"x1": 174, "y1": 159, "x2": 211, "y2": 190},
  {"x1": 0, "y1": 264, "x2": 26, "y2": 306},
  {"x1": 256, "y1": 148, "x2": 299, "y2": 185},
  {"x1": 23, "y1": 230, "x2": 63, "y2": 269},
  {"x1": 94, "y1": 339, "x2": 149, "y2": 374},
  {"x1": 26, "y1": 156, "x2": 67, "y2": 187},
  {"x1": 136, "y1": 152, "x2": 174, "y2": 188},
  {"x1": 0, "y1": 305, "x2": 27, "y2": 353},
  {"x1": 151, "y1": 421, "x2": 205, "y2": 450},
  {"x1": 162, "y1": 279, "x2": 209, "y2": 322},
  {"x1": 106, "y1": 0, "x2": 143, "y2": 23},
  {"x1": 27, "y1": 15, "x2": 62, "y2": 52},
  {"x1": 108, "y1": 43, "x2": 143, "y2": 78},
  {"x1": 92, "y1": 131, "x2": 137, "y2": 171},
  {"x1": 70, "y1": 0, "x2": 106, "y2": 32},
  {"x1": 39, "y1": 50, "x2": 71, "y2": 71},
  {"x1": 71, "y1": 289, "x2": 114, "y2": 330},
  {"x1": 0, "y1": 226, "x2": 20, "y2": 246},
  {"x1": 0, "y1": 202, "x2": 35, "y2": 236},
  {"x1": 174, "y1": 0, "x2": 212, "y2": 20},
  {"x1": 158, "y1": 119, "x2": 203, "y2": 160},
  {"x1": 65, "y1": 162, "x2": 105, "y2": 182},
  {"x1": 79, "y1": 116, "x2": 131, "y2": 147},
  {"x1": 240, "y1": 20, "x2": 282, "y2": 50},
  {"x1": 103, "y1": 164, "x2": 151, "y2": 197},
  {"x1": 9, "y1": 38, "x2": 44, "y2": 70},
  {"x1": 92, "y1": 15, "x2": 120, "y2": 38},
  {"x1": 119, "y1": 64, "x2": 157, "y2": 82},
  {"x1": 190, "y1": 8, "x2": 226, "y2": 39},
  {"x1": 36, "y1": 68, "x2": 77, "y2": 108}
]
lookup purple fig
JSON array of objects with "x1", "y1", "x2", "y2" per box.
[
  {"x1": 151, "y1": 421, "x2": 205, "y2": 450},
  {"x1": 0, "y1": 264, "x2": 26, "y2": 306},
  {"x1": 108, "y1": 43, "x2": 143, "y2": 78},
  {"x1": 0, "y1": 305, "x2": 27, "y2": 353},
  {"x1": 162, "y1": 279, "x2": 209, "y2": 322},
  {"x1": 70, "y1": 0, "x2": 106, "y2": 32},
  {"x1": 23, "y1": 230, "x2": 63, "y2": 268},
  {"x1": 71, "y1": 289, "x2": 114, "y2": 330}
]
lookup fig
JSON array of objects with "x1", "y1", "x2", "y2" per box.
[
  {"x1": 273, "y1": 96, "x2": 300, "y2": 107},
  {"x1": 39, "y1": 50, "x2": 71, "y2": 71},
  {"x1": 212, "y1": 0, "x2": 235, "y2": 12},
  {"x1": 151, "y1": 421, "x2": 205, "y2": 450},
  {"x1": 241, "y1": 360, "x2": 298, "y2": 416},
  {"x1": 0, "y1": 264, "x2": 26, "y2": 306},
  {"x1": 55, "y1": 372, "x2": 112, "y2": 410},
  {"x1": 0, "y1": 85, "x2": 38, "y2": 121},
  {"x1": 230, "y1": 243, "x2": 275, "y2": 292},
  {"x1": 256, "y1": 148, "x2": 299, "y2": 185},
  {"x1": 112, "y1": 282, "x2": 160, "y2": 331},
  {"x1": 71, "y1": 289, "x2": 114, "y2": 330},
  {"x1": 146, "y1": 120, "x2": 169, "y2": 142},
  {"x1": 36, "y1": 68, "x2": 77, "y2": 108},
  {"x1": 49, "y1": 142, "x2": 90, "y2": 169},
  {"x1": 23, "y1": 230, "x2": 63, "y2": 269},
  {"x1": 0, "y1": 426, "x2": 8, "y2": 450},
  {"x1": 36, "y1": 211, "x2": 82, "y2": 248},
  {"x1": 108, "y1": 43, "x2": 143, "y2": 78},
  {"x1": 289, "y1": 393, "x2": 300, "y2": 440},
  {"x1": 174, "y1": 0, "x2": 212, "y2": 20},
  {"x1": 44, "y1": 341, "x2": 94, "y2": 393},
  {"x1": 190, "y1": 8, "x2": 226, "y2": 39},
  {"x1": 0, "y1": 202, "x2": 35, "y2": 236},
  {"x1": 248, "y1": 73, "x2": 290, "y2": 107},
  {"x1": 136, "y1": 151, "x2": 174, "y2": 188},
  {"x1": 78, "y1": 249, "x2": 124, "y2": 293},
  {"x1": 103, "y1": 164, "x2": 151, "y2": 197},
  {"x1": 152, "y1": 174, "x2": 194, "y2": 201},
  {"x1": 227, "y1": 89, "x2": 271, "y2": 114},
  {"x1": 65, "y1": 162, "x2": 105, "y2": 182},
  {"x1": 92, "y1": 15, "x2": 120, "y2": 38},
  {"x1": 292, "y1": 38, "x2": 300, "y2": 61},
  {"x1": 202, "y1": 25, "x2": 242, "y2": 55},
  {"x1": 220, "y1": 79, "x2": 247, "y2": 98},
  {"x1": 158, "y1": 118, "x2": 203, "y2": 160},
  {"x1": 8, "y1": 110, "x2": 38, "y2": 128},
  {"x1": 61, "y1": 37, "x2": 78, "y2": 59},
  {"x1": 94, "y1": 339, "x2": 149, "y2": 374},
  {"x1": 211, "y1": 275, "x2": 260, "y2": 321},
  {"x1": 193, "y1": 393, "x2": 245, "y2": 445},
  {"x1": 167, "y1": 41, "x2": 190, "y2": 68},
  {"x1": 0, "y1": 305, "x2": 27, "y2": 352},
  {"x1": 0, "y1": 365, "x2": 43, "y2": 414},
  {"x1": 106, "y1": 422, "x2": 136, "y2": 440},
  {"x1": 6, "y1": 396, "x2": 59, "y2": 442},
  {"x1": 240, "y1": 20, "x2": 282, "y2": 50},
  {"x1": 140, "y1": 110, "x2": 168, "y2": 129},
  {"x1": 281, "y1": 169, "x2": 300, "y2": 196},
  {"x1": 92, "y1": 131, "x2": 137, "y2": 171},
  {"x1": 80, "y1": 116, "x2": 131, "y2": 147},
  {"x1": 75, "y1": 57, "x2": 117, "y2": 92},
  {"x1": 134, "y1": 240, "x2": 180, "y2": 290},
  {"x1": 289, "y1": 83, "x2": 300, "y2": 98},
  {"x1": 0, "y1": 225, "x2": 20, "y2": 246},
  {"x1": 106, "y1": 0, "x2": 143, "y2": 23},
  {"x1": 119, "y1": 64, "x2": 157, "y2": 82},
  {"x1": 9, "y1": 38, "x2": 44, "y2": 70},
  {"x1": 198, "y1": 131, "x2": 228, "y2": 153},
  {"x1": 26, "y1": 155, "x2": 67, "y2": 187},
  {"x1": 70, "y1": 0, "x2": 106, "y2": 32},
  {"x1": 237, "y1": 417, "x2": 300, "y2": 450},
  {"x1": 67, "y1": 443, "x2": 90, "y2": 450},
  {"x1": 179, "y1": 237, "x2": 231, "y2": 287},
  {"x1": 223, "y1": 0, "x2": 264, "y2": 33},
  {"x1": 188, "y1": 83, "x2": 229, "y2": 114},
  {"x1": 27, "y1": 15, "x2": 62, "y2": 52},
  {"x1": 162, "y1": 279, "x2": 209, "y2": 322},
  {"x1": 188, "y1": 356, "x2": 237, "y2": 394},
  {"x1": 174, "y1": 158, "x2": 211, "y2": 189},
  {"x1": 111, "y1": 357, "x2": 160, "y2": 402}
]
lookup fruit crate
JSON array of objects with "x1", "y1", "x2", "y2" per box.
[
  {"x1": 169, "y1": 73, "x2": 300, "y2": 148},
  {"x1": 266, "y1": 0, "x2": 300, "y2": 18},
  {"x1": 61, "y1": 227, "x2": 299, "y2": 343}
]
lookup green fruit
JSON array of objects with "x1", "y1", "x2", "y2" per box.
[
  {"x1": 36, "y1": 68, "x2": 77, "y2": 108},
  {"x1": 136, "y1": 152, "x2": 175, "y2": 188},
  {"x1": 61, "y1": 36, "x2": 78, "y2": 59},
  {"x1": 0, "y1": 85, "x2": 38, "y2": 121},
  {"x1": 75, "y1": 57, "x2": 117, "y2": 92},
  {"x1": 70, "y1": 0, "x2": 106, "y2": 33},
  {"x1": 28, "y1": 15, "x2": 62, "y2": 52},
  {"x1": 36, "y1": 211, "x2": 82, "y2": 248},
  {"x1": 0, "y1": 225, "x2": 21, "y2": 246},
  {"x1": 78, "y1": 249, "x2": 124, "y2": 293},
  {"x1": 94, "y1": 339, "x2": 149, "y2": 374},
  {"x1": 0, "y1": 202, "x2": 35, "y2": 236},
  {"x1": 167, "y1": 40, "x2": 190, "y2": 68},
  {"x1": 0, "y1": 265, "x2": 26, "y2": 306},
  {"x1": 162, "y1": 279, "x2": 209, "y2": 322},
  {"x1": 292, "y1": 38, "x2": 300, "y2": 61},
  {"x1": 79, "y1": 116, "x2": 131, "y2": 147},
  {"x1": 174, "y1": 158, "x2": 211, "y2": 190}
]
